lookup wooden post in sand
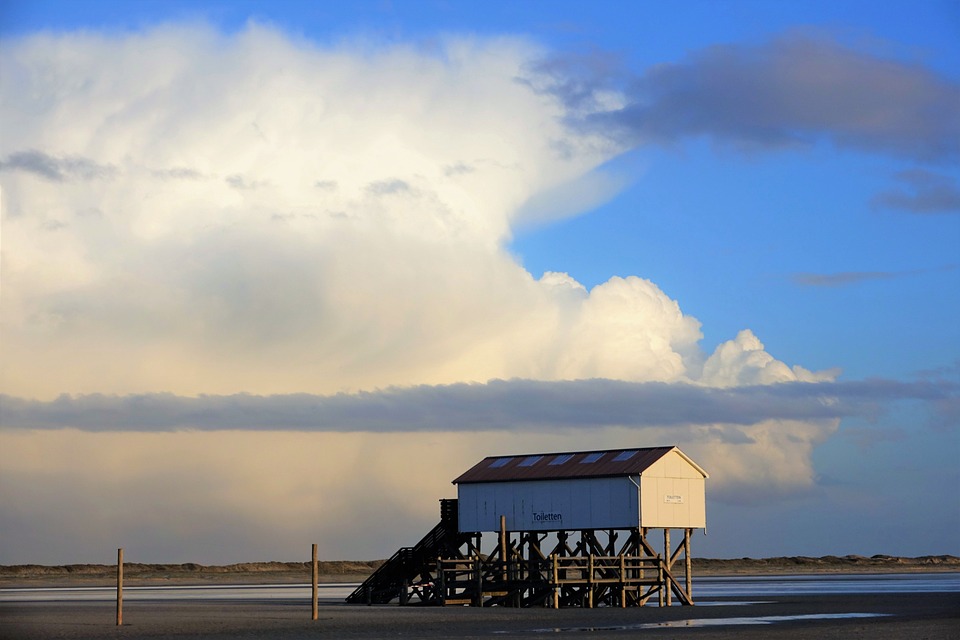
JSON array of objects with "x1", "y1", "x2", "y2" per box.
[
  {"x1": 311, "y1": 543, "x2": 319, "y2": 620},
  {"x1": 116, "y1": 548, "x2": 123, "y2": 626}
]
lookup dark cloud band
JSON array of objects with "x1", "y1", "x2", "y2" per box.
[
  {"x1": 0, "y1": 150, "x2": 117, "y2": 181},
  {"x1": 2, "y1": 377, "x2": 954, "y2": 432},
  {"x1": 537, "y1": 34, "x2": 960, "y2": 164}
]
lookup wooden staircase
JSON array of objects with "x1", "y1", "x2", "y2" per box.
[{"x1": 345, "y1": 499, "x2": 473, "y2": 605}]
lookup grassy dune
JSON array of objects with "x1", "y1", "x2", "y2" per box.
[{"x1": 1, "y1": 555, "x2": 957, "y2": 587}]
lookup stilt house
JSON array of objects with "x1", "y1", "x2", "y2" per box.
[
  {"x1": 348, "y1": 445, "x2": 708, "y2": 608},
  {"x1": 454, "y1": 445, "x2": 707, "y2": 533}
]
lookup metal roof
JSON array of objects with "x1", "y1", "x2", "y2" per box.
[{"x1": 452, "y1": 446, "x2": 707, "y2": 484}]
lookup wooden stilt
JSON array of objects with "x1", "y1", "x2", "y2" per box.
[
  {"x1": 587, "y1": 553, "x2": 594, "y2": 608},
  {"x1": 551, "y1": 554, "x2": 559, "y2": 609},
  {"x1": 474, "y1": 554, "x2": 483, "y2": 607},
  {"x1": 499, "y1": 515, "x2": 508, "y2": 582},
  {"x1": 664, "y1": 529, "x2": 672, "y2": 607},
  {"x1": 638, "y1": 528, "x2": 646, "y2": 596},
  {"x1": 430, "y1": 524, "x2": 698, "y2": 609},
  {"x1": 620, "y1": 553, "x2": 629, "y2": 609},
  {"x1": 658, "y1": 552, "x2": 665, "y2": 607}
]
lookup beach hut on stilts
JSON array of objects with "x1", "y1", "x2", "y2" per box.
[{"x1": 347, "y1": 445, "x2": 708, "y2": 608}]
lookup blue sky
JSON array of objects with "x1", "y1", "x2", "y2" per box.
[{"x1": 0, "y1": 1, "x2": 957, "y2": 564}]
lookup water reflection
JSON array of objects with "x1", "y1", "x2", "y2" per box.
[
  {"x1": 525, "y1": 613, "x2": 891, "y2": 633},
  {"x1": 1, "y1": 572, "x2": 957, "y2": 603},
  {"x1": 693, "y1": 572, "x2": 960, "y2": 597},
  {"x1": 0, "y1": 582, "x2": 357, "y2": 602}
]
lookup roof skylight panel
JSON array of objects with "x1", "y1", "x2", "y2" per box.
[
  {"x1": 581, "y1": 452, "x2": 605, "y2": 463},
  {"x1": 550, "y1": 454, "x2": 574, "y2": 465},
  {"x1": 613, "y1": 450, "x2": 638, "y2": 462},
  {"x1": 490, "y1": 457, "x2": 513, "y2": 468},
  {"x1": 519, "y1": 455, "x2": 543, "y2": 467}
]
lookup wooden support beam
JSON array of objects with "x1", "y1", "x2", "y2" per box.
[
  {"x1": 670, "y1": 538, "x2": 686, "y2": 566},
  {"x1": 437, "y1": 526, "x2": 697, "y2": 610},
  {"x1": 436, "y1": 558, "x2": 445, "y2": 605},
  {"x1": 667, "y1": 569, "x2": 694, "y2": 606},
  {"x1": 619, "y1": 553, "x2": 627, "y2": 608},
  {"x1": 474, "y1": 554, "x2": 483, "y2": 607},
  {"x1": 399, "y1": 580, "x2": 409, "y2": 606},
  {"x1": 656, "y1": 554, "x2": 694, "y2": 607},
  {"x1": 587, "y1": 554, "x2": 594, "y2": 608},
  {"x1": 636, "y1": 530, "x2": 660, "y2": 558},
  {"x1": 499, "y1": 515, "x2": 508, "y2": 583},
  {"x1": 664, "y1": 529, "x2": 672, "y2": 607},
  {"x1": 657, "y1": 554, "x2": 664, "y2": 607},
  {"x1": 528, "y1": 532, "x2": 548, "y2": 560},
  {"x1": 555, "y1": 554, "x2": 562, "y2": 609}
]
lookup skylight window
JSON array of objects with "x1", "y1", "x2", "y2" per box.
[
  {"x1": 550, "y1": 454, "x2": 574, "y2": 465},
  {"x1": 490, "y1": 457, "x2": 513, "y2": 468},
  {"x1": 519, "y1": 455, "x2": 543, "y2": 467},
  {"x1": 613, "y1": 450, "x2": 638, "y2": 462},
  {"x1": 581, "y1": 452, "x2": 605, "y2": 464}
]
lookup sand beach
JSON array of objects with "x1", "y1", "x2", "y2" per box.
[
  {"x1": 1, "y1": 558, "x2": 957, "y2": 639},
  {"x1": 2, "y1": 591, "x2": 958, "y2": 640}
]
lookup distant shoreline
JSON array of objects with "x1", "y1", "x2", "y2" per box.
[{"x1": 2, "y1": 555, "x2": 957, "y2": 588}]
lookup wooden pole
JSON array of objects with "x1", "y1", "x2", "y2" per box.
[
  {"x1": 587, "y1": 553, "x2": 594, "y2": 608},
  {"x1": 311, "y1": 543, "x2": 319, "y2": 620},
  {"x1": 663, "y1": 529, "x2": 671, "y2": 607},
  {"x1": 639, "y1": 528, "x2": 646, "y2": 585},
  {"x1": 684, "y1": 528, "x2": 692, "y2": 603},
  {"x1": 657, "y1": 552, "x2": 664, "y2": 608},
  {"x1": 116, "y1": 548, "x2": 123, "y2": 626},
  {"x1": 437, "y1": 558, "x2": 445, "y2": 606},
  {"x1": 551, "y1": 554, "x2": 559, "y2": 609},
  {"x1": 620, "y1": 553, "x2": 627, "y2": 608},
  {"x1": 474, "y1": 554, "x2": 483, "y2": 607},
  {"x1": 499, "y1": 515, "x2": 508, "y2": 583}
]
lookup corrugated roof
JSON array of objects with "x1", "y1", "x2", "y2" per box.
[{"x1": 452, "y1": 446, "x2": 704, "y2": 484}]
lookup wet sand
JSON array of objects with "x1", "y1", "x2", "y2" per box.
[{"x1": 2, "y1": 592, "x2": 958, "y2": 639}]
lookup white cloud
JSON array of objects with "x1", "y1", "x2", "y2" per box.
[
  {"x1": 3, "y1": 25, "x2": 834, "y2": 399},
  {"x1": 513, "y1": 166, "x2": 632, "y2": 230},
  {"x1": 0, "y1": 25, "x2": 636, "y2": 398},
  {"x1": 0, "y1": 24, "x2": 859, "y2": 562},
  {"x1": 701, "y1": 330, "x2": 834, "y2": 387}
]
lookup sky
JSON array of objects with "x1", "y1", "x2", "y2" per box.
[{"x1": 0, "y1": 0, "x2": 958, "y2": 565}]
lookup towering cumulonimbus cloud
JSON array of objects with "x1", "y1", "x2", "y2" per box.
[{"x1": 0, "y1": 24, "x2": 823, "y2": 399}]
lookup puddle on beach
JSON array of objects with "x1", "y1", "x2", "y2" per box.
[
  {"x1": 515, "y1": 613, "x2": 890, "y2": 633},
  {"x1": 682, "y1": 601, "x2": 774, "y2": 607}
]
